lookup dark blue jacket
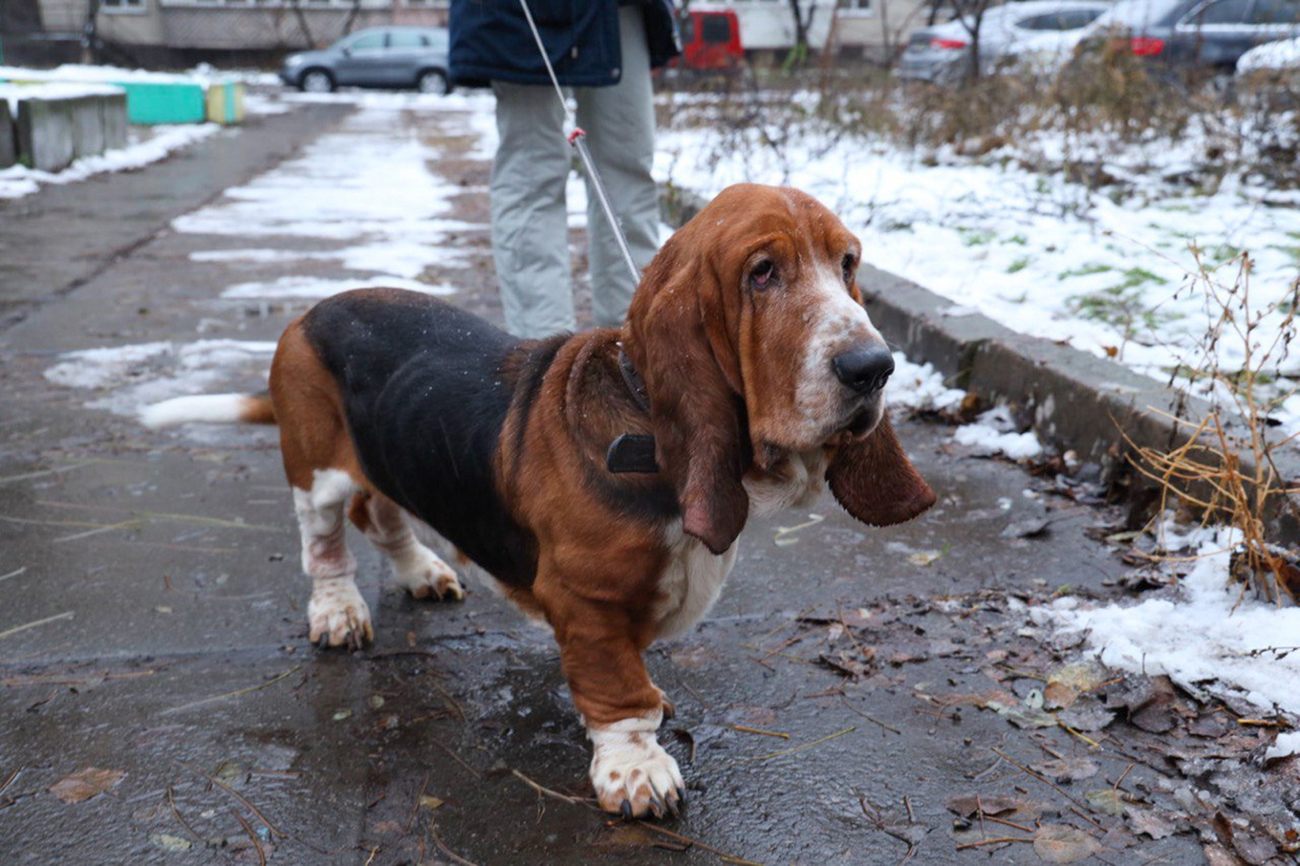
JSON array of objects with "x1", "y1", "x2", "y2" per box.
[{"x1": 450, "y1": 0, "x2": 680, "y2": 89}]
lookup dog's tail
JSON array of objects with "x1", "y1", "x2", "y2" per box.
[{"x1": 140, "y1": 392, "x2": 276, "y2": 429}]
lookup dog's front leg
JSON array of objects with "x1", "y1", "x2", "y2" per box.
[{"x1": 545, "y1": 595, "x2": 684, "y2": 818}]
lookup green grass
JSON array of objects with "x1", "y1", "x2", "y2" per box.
[
  {"x1": 1004, "y1": 234, "x2": 1028, "y2": 246},
  {"x1": 1058, "y1": 262, "x2": 1112, "y2": 280},
  {"x1": 958, "y1": 227, "x2": 996, "y2": 247},
  {"x1": 1007, "y1": 257, "x2": 1030, "y2": 274}
]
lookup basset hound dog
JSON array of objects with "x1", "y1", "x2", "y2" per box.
[{"x1": 143, "y1": 183, "x2": 935, "y2": 819}]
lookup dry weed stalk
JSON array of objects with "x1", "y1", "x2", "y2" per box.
[{"x1": 1127, "y1": 251, "x2": 1300, "y2": 604}]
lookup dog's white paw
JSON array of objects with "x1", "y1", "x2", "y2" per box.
[
  {"x1": 307, "y1": 582, "x2": 374, "y2": 649},
  {"x1": 394, "y1": 549, "x2": 465, "y2": 601},
  {"x1": 589, "y1": 720, "x2": 684, "y2": 818}
]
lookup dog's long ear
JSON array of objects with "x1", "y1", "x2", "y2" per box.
[
  {"x1": 626, "y1": 226, "x2": 749, "y2": 555},
  {"x1": 827, "y1": 413, "x2": 935, "y2": 527}
]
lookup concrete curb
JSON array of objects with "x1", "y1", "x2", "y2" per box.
[{"x1": 658, "y1": 184, "x2": 1299, "y2": 537}]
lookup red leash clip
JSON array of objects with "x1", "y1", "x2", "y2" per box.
[{"x1": 567, "y1": 127, "x2": 586, "y2": 146}]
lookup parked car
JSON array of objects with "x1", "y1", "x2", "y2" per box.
[
  {"x1": 673, "y1": 9, "x2": 745, "y2": 72},
  {"x1": 280, "y1": 27, "x2": 451, "y2": 94},
  {"x1": 1078, "y1": 0, "x2": 1300, "y2": 71},
  {"x1": 897, "y1": 1, "x2": 1112, "y2": 83}
]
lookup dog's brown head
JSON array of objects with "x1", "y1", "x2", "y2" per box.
[{"x1": 624, "y1": 184, "x2": 935, "y2": 554}]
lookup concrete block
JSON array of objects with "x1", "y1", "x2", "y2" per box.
[
  {"x1": 16, "y1": 97, "x2": 74, "y2": 172},
  {"x1": 70, "y1": 96, "x2": 105, "y2": 160},
  {"x1": 100, "y1": 92, "x2": 128, "y2": 151},
  {"x1": 0, "y1": 104, "x2": 15, "y2": 169}
]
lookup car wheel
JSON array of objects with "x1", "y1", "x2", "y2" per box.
[
  {"x1": 417, "y1": 70, "x2": 450, "y2": 95},
  {"x1": 300, "y1": 69, "x2": 334, "y2": 93}
]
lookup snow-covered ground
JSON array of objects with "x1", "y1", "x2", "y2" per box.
[
  {"x1": 1034, "y1": 518, "x2": 1300, "y2": 718},
  {"x1": 0, "y1": 122, "x2": 220, "y2": 200},
  {"x1": 654, "y1": 101, "x2": 1300, "y2": 433}
]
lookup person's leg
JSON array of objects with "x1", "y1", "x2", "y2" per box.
[
  {"x1": 574, "y1": 6, "x2": 660, "y2": 329},
  {"x1": 490, "y1": 80, "x2": 574, "y2": 338}
]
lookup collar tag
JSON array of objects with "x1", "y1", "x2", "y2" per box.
[{"x1": 606, "y1": 433, "x2": 659, "y2": 474}]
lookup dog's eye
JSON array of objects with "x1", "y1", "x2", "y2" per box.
[
  {"x1": 841, "y1": 254, "x2": 855, "y2": 284},
  {"x1": 750, "y1": 260, "x2": 775, "y2": 290}
]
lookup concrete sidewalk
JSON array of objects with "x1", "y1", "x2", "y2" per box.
[{"x1": 0, "y1": 91, "x2": 1248, "y2": 864}]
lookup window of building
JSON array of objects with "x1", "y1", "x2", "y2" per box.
[{"x1": 102, "y1": 0, "x2": 146, "y2": 9}]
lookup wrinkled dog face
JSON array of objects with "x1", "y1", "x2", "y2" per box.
[{"x1": 733, "y1": 190, "x2": 894, "y2": 458}]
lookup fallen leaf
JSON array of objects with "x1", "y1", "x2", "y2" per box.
[
  {"x1": 1056, "y1": 701, "x2": 1117, "y2": 733},
  {"x1": 1033, "y1": 824, "x2": 1104, "y2": 863},
  {"x1": 985, "y1": 699, "x2": 1058, "y2": 729},
  {"x1": 1043, "y1": 681, "x2": 1078, "y2": 710},
  {"x1": 149, "y1": 833, "x2": 192, "y2": 852},
  {"x1": 1085, "y1": 788, "x2": 1125, "y2": 816},
  {"x1": 944, "y1": 793, "x2": 1022, "y2": 818},
  {"x1": 419, "y1": 795, "x2": 444, "y2": 810},
  {"x1": 1031, "y1": 757, "x2": 1100, "y2": 783},
  {"x1": 908, "y1": 550, "x2": 943, "y2": 567},
  {"x1": 1126, "y1": 809, "x2": 1176, "y2": 840},
  {"x1": 333, "y1": 709, "x2": 352, "y2": 721},
  {"x1": 49, "y1": 767, "x2": 125, "y2": 803},
  {"x1": 1002, "y1": 518, "x2": 1050, "y2": 539}
]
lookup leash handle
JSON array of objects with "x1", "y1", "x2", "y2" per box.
[{"x1": 516, "y1": 0, "x2": 643, "y2": 287}]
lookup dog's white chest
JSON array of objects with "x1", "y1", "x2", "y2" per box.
[{"x1": 652, "y1": 529, "x2": 738, "y2": 639}]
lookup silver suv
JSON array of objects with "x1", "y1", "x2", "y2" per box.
[{"x1": 280, "y1": 27, "x2": 451, "y2": 94}]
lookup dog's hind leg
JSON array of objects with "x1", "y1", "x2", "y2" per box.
[
  {"x1": 349, "y1": 491, "x2": 465, "y2": 601},
  {"x1": 293, "y1": 469, "x2": 373, "y2": 649},
  {"x1": 272, "y1": 319, "x2": 373, "y2": 650}
]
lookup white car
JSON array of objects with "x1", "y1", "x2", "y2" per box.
[{"x1": 897, "y1": 0, "x2": 1113, "y2": 82}]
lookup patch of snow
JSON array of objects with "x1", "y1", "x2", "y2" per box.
[
  {"x1": 951, "y1": 406, "x2": 1044, "y2": 459},
  {"x1": 220, "y1": 275, "x2": 456, "y2": 300},
  {"x1": 953, "y1": 422, "x2": 1045, "y2": 460},
  {"x1": 1266, "y1": 730, "x2": 1300, "y2": 761},
  {"x1": 1035, "y1": 523, "x2": 1300, "y2": 717},
  {"x1": 1237, "y1": 37, "x2": 1300, "y2": 74},
  {"x1": 0, "y1": 123, "x2": 220, "y2": 200},
  {"x1": 43, "y1": 339, "x2": 276, "y2": 418},
  {"x1": 242, "y1": 93, "x2": 294, "y2": 115},
  {"x1": 0, "y1": 81, "x2": 124, "y2": 116},
  {"x1": 887, "y1": 352, "x2": 966, "y2": 413},
  {"x1": 0, "y1": 63, "x2": 198, "y2": 85}
]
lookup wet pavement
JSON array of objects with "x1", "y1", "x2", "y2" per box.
[{"x1": 0, "y1": 92, "x2": 1263, "y2": 864}]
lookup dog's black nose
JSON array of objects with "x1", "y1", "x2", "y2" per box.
[{"x1": 832, "y1": 345, "x2": 894, "y2": 394}]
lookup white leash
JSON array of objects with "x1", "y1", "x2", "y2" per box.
[{"x1": 516, "y1": 0, "x2": 643, "y2": 286}]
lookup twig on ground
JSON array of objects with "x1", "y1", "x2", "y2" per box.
[
  {"x1": 679, "y1": 679, "x2": 712, "y2": 710},
  {"x1": 724, "y1": 726, "x2": 855, "y2": 767},
  {"x1": 991, "y1": 748, "x2": 1093, "y2": 816},
  {"x1": 0, "y1": 766, "x2": 23, "y2": 798},
  {"x1": 955, "y1": 836, "x2": 1034, "y2": 850},
  {"x1": 731, "y1": 724, "x2": 789, "y2": 739},
  {"x1": 428, "y1": 816, "x2": 478, "y2": 866},
  {"x1": 190, "y1": 767, "x2": 284, "y2": 838},
  {"x1": 986, "y1": 814, "x2": 1036, "y2": 834},
  {"x1": 0, "y1": 567, "x2": 26, "y2": 582},
  {"x1": 511, "y1": 769, "x2": 592, "y2": 807},
  {"x1": 161, "y1": 665, "x2": 300, "y2": 716},
  {"x1": 0, "y1": 611, "x2": 74, "y2": 640},
  {"x1": 840, "y1": 696, "x2": 902, "y2": 734},
  {"x1": 404, "y1": 771, "x2": 431, "y2": 834},
  {"x1": 167, "y1": 785, "x2": 201, "y2": 841},
  {"x1": 1113, "y1": 762, "x2": 1135, "y2": 792},
  {"x1": 52, "y1": 519, "x2": 144, "y2": 543},
  {"x1": 428, "y1": 737, "x2": 482, "y2": 780},
  {"x1": 636, "y1": 822, "x2": 763, "y2": 866},
  {"x1": 230, "y1": 806, "x2": 267, "y2": 866}
]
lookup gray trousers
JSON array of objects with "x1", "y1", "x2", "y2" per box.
[{"x1": 490, "y1": 6, "x2": 660, "y2": 339}]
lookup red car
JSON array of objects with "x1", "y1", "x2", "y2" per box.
[{"x1": 675, "y1": 9, "x2": 744, "y2": 71}]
